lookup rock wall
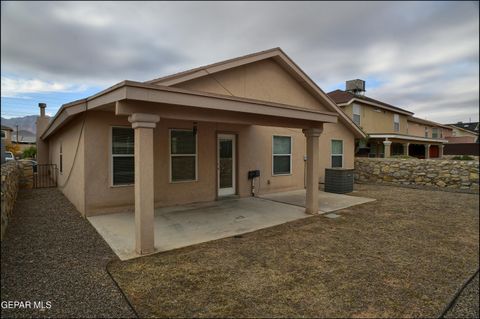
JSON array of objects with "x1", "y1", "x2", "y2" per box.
[
  {"x1": 1, "y1": 161, "x2": 21, "y2": 240},
  {"x1": 355, "y1": 158, "x2": 479, "y2": 192}
]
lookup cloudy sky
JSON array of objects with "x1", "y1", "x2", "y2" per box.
[{"x1": 1, "y1": 1, "x2": 479, "y2": 123}]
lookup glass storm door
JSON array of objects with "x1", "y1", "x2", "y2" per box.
[{"x1": 217, "y1": 134, "x2": 236, "y2": 196}]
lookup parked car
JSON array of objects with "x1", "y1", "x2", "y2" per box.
[
  {"x1": 4, "y1": 151, "x2": 15, "y2": 162},
  {"x1": 19, "y1": 159, "x2": 38, "y2": 173}
]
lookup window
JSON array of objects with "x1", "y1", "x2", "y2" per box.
[
  {"x1": 111, "y1": 127, "x2": 134, "y2": 186},
  {"x1": 393, "y1": 114, "x2": 400, "y2": 132},
  {"x1": 272, "y1": 136, "x2": 291, "y2": 175},
  {"x1": 425, "y1": 126, "x2": 429, "y2": 138},
  {"x1": 331, "y1": 140, "x2": 343, "y2": 168},
  {"x1": 352, "y1": 104, "x2": 361, "y2": 126},
  {"x1": 170, "y1": 129, "x2": 197, "y2": 182},
  {"x1": 59, "y1": 143, "x2": 63, "y2": 173},
  {"x1": 432, "y1": 128, "x2": 439, "y2": 139},
  {"x1": 1, "y1": 130, "x2": 5, "y2": 139}
]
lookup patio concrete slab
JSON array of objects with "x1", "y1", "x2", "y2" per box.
[
  {"x1": 88, "y1": 197, "x2": 310, "y2": 260},
  {"x1": 259, "y1": 189, "x2": 375, "y2": 213}
]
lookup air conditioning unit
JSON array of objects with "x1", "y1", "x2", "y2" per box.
[{"x1": 346, "y1": 79, "x2": 366, "y2": 94}]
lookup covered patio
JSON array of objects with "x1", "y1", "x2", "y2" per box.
[
  {"x1": 44, "y1": 81, "x2": 340, "y2": 255},
  {"x1": 365, "y1": 134, "x2": 447, "y2": 159},
  {"x1": 88, "y1": 191, "x2": 374, "y2": 260}
]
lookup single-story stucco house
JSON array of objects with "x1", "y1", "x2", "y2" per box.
[{"x1": 36, "y1": 47, "x2": 365, "y2": 254}]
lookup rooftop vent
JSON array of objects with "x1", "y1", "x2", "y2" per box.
[{"x1": 346, "y1": 79, "x2": 365, "y2": 95}]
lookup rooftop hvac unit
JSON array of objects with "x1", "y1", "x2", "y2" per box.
[{"x1": 346, "y1": 79, "x2": 366, "y2": 94}]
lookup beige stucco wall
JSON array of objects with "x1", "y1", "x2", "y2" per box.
[
  {"x1": 341, "y1": 103, "x2": 408, "y2": 134},
  {"x1": 2, "y1": 130, "x2": 12, "y2": 144},
  {"x1": 175, "y1": 59, "x2": 331, "y2": 113},
  {"x1": 82, "y1": 110, "x2": 354, "y2": 215},
  {"x1": 407, "y1": 121, "x2": 450, "y2": 138},
  {"x1": 48, "y1": 115, "x2": 85, "y2": 215}
]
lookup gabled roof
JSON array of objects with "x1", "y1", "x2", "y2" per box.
[
  {"x1": 146, "y1": 47, "x2": 365, "y2": 138},
  {"x1": 327, "y1": 89, "x2": 414, "y2": 116},
  {"x1": 447, "y1": 122, "x2": 479, "y2": 134},
  {"x1": 446, "y1": 123, "x2": 479, "y2": 136}
]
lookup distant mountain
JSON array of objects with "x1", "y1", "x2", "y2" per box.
[{"x1": 1, "y1": 115, "x2": 50, "y2": 134}]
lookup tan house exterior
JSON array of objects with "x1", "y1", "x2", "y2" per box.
[
  {"x1": 36, "y1": 48, "x2": 364, "y2": 254},
  {"x1": 328, "y1": 81, "x2": 449, "y2": 159}
]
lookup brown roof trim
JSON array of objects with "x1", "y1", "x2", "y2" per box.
[
  {"x1": 407, "y1": 116, "x2": 452, "y2": 129},
  {"x1": 328, "y1": 89, "x2": 414, "y2": 116},
  {"x1": 41, "y1": 80, "x2": 339, "y2": 140},
  {"x1": 146, "y1": 47, "x2": 282, "y2": 85},
  {"x1": 1, "y1": 125, "x2": 13, "y2": 131}
]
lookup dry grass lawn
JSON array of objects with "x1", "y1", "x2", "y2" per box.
[{"x1": 108, "y1": 184, "x2": 479, "y2": 318}]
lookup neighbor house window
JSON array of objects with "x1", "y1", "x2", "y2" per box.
[
  {"x1": 425, "y1": 127, "x2": 429, "y2": 138},
  {"x1": 331, "y1": 140, "x2": 343, "y2": 168},
  {"x1": 353, "y1": 104, "x2": 361, "y2": 126},
  {"x1": 170, "y1": 129, "x2": 197, "y2": 182},
  {"x1": 432, "y1": 128, "x2": 439, "y2": 139},
  {"x1": 59, "y1": 143, "x2": 63, "y2": 173},
  {"x1": 393, "y1": 114, "x2": 400, "y2": 132},
  {"x1": 1, "y1": 130, "x2": 5, "y2": 139},
  {"x1": 111, "y1": 127, "x2": 134, "y2": 186},
  {"x1": 272, "y1": 136, "x2": 292, "y2": 175}
]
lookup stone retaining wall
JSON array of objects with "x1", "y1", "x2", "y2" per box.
[
  {"x1": 355, "y1": 158, "x2": 479, "y2": 192},
  {"x1": 1, "y1": 161, "x2": 21, "y2": 240}
]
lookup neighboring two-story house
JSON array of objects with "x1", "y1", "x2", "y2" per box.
[{"x1": 328, "y1": 80, "x2": 449, "y2": 159}]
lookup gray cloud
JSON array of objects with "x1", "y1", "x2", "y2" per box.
[{"x1": 1, "y1": 1, "x2": 478, "y2": 123}]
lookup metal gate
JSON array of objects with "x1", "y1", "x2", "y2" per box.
[{"x1": 33, "y1": 164, "x2": 57, "y2": 188}]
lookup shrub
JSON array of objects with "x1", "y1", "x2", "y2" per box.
[{"x1": 22, "y1": 146, "x2": 37, "y2": 159}]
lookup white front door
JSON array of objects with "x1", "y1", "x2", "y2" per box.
[{"x1": 217, "y1": 134, "x2": 236, "y2": 196}]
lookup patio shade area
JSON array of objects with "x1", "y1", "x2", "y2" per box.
[{"x1": 88, "y1": 192, "x2": 374, "y2": 260}]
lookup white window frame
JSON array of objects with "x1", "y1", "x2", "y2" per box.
[
  {"x1": 352, "y1": 104, "x2": 361, "y2": 126},
  {"x1": 432, "y1": 127, "x2": 439, "y2": 139},
  {"x1": 393, "y1": 114, "x2": 400, "y2": 132},
  {"x1": 331, "y1": 139, "x2": 344, "y2": 168},
  {"x1": 110, "y1": 126, "x2": 134, "y2": 187},
  {"x1": 272, "y1": 135, "x2": 292, "y2": 176},
  {"x1": 169, "y1": 128, "x2": 198, "y2": 183}
]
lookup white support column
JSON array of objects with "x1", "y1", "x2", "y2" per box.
[
  {"x1": 439, "y1": 144, "x2": 444, "y2": 158},
  {"x1": 403, "y1": 143, "x2": 410, "y2": 156},
  {"x1": 303, "y1": 127, "x2": 322, "y2": 215},
  {"x1": 383, "y1": 140, "x2": 392, "y2": 158},
  {"x1": 425, "y1": 144, "x2": 431, "y2": 159},
  {"x1": 128, "y1": 113, "x2": 160, "y2": 255}
]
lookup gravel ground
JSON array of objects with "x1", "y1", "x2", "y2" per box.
[
  {"x1": 444, "y1": 271, "x2": 479, "y2": 318},
  {"x1": 0, "y1": 188, "x2": 135, "y2": 318},
  {"x1": 109, "y1": 184, "x2": 479, "y2": 318}
]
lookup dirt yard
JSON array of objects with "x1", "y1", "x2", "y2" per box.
[{"x1": 108, "y1": 184, "x2": 479, "y2": 318}]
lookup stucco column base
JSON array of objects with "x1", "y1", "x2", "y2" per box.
[
  {"x1": 439, "y1": 144, "x2": 444, "y2": 158},
  {"x1": 128, "y1": 113, "x2": 160, "y2": 255},
  {"x1": 303, "y1": 127, "x2": 322, "y2": 215},
  {"x1": 383, "y1": 141, "x2": 392, "y2": 158},
  {"x1": 403, "y1": 143, "x2": 410, "y2": 156},
  {"x1": 425, "y1": 144, "x2": 431, "y2": 159}
]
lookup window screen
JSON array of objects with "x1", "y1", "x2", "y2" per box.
[
  {"x1": 112, "y1": 127, "x2": 134, "y2": 185},
  {"x1": 353, "y1": 104, "x2": 361, "y2": 126},
  {"x1": 170, "y1": 129, "x2": 197, "y2": 182},
  {"x1": 273, "y1": 136, "x2": 291, "y2": 175},
  {"x1": 331, "y1": 140, "x2": 343, "y2": 168}
]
